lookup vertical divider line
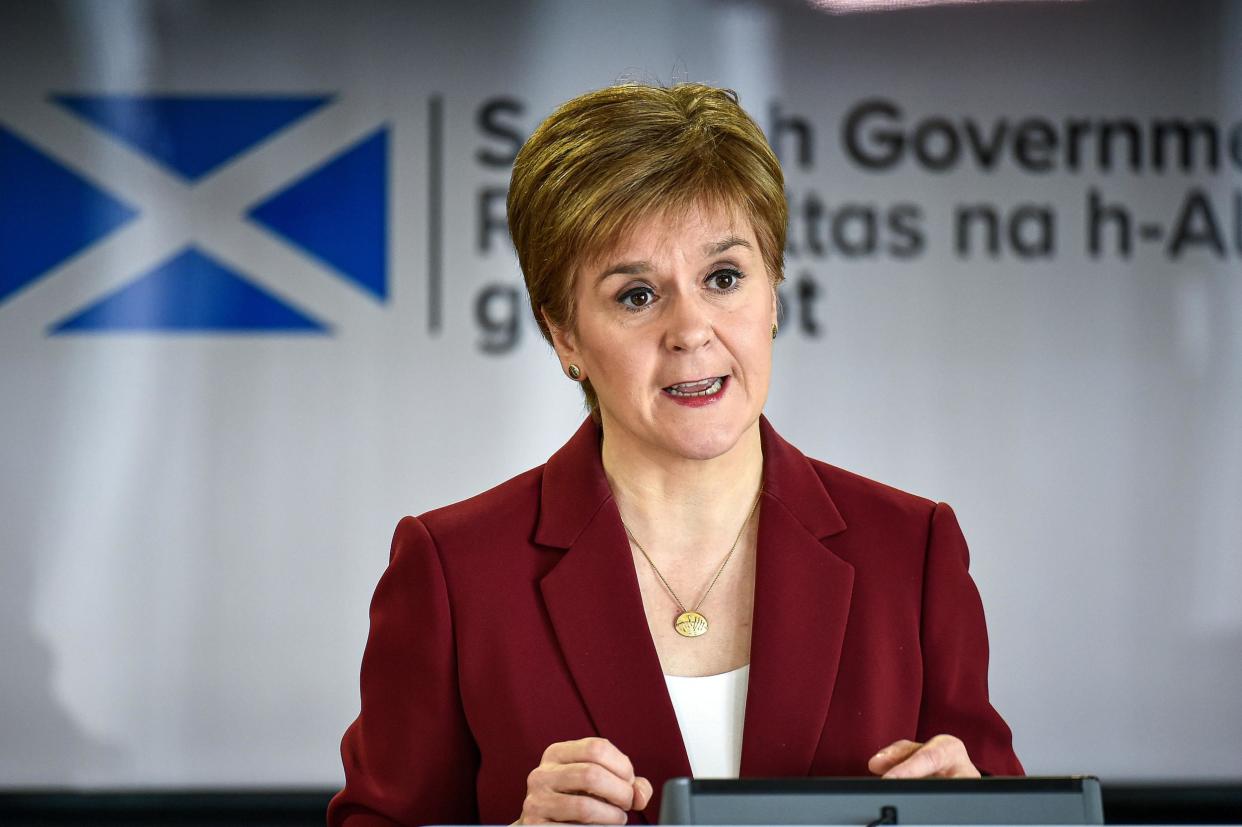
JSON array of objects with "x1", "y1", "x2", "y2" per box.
[{"x1": 428, "y1": 94, "x2": 443, "y2": 333}]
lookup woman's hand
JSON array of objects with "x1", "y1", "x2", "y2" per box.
[
  {"x1": 517, "y1": 737, "x2": 653, "y2": 825},
  {"x1": 868, "y1": 735, "x2": 981, "y2": 779}
]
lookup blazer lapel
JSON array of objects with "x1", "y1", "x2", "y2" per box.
[
  {"x1": 739, "y1": 418, "x2": 853, "y2": 778},
  {"x1": 537, "y1": 418, "x2": 690, "y2": 822}
]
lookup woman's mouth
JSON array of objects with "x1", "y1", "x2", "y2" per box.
[{"x1": 662, "y1": 376, "x2": 728, "y2": 406}]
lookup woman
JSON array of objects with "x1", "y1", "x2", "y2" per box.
[{"x1": 328, "y1": 83, "x2": 1022, "y2": 827}]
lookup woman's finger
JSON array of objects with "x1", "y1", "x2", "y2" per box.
[
  {"x1": 543, "y1": 737, "x2": 636, "y2": 784},
  {"x1": 881, "y1": 735, "x2": 980, "y2": 779},
  {"x1": 521, "y1": 738, "x2": 649, "y2": 823},
  {"x1": 551, "y1": 762, "x2": 639, "y2": 810},
  {"x1": 632, "y1": 777, "x2": 653, "y2": 811},
  {"x1": 868, "y1": 739, "x2": 921, "y2": 776},
  {"x1": 521, "y1": 787, "x2": 628, "y2": 825}
]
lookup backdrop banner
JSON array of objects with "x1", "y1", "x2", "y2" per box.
[{"x1": 1, "y1": 0, "x2": 1239, "y2": 787}]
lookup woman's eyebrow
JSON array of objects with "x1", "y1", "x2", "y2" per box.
[
  {"x1": 595, "y1": 261, "x2": 651, "y2": 284},
  {"x1": 703, "y1": 235, "x2": 752, "y2": 256},
  {"x1": 595, "y1": 236, "x2": 751, "y2": 283}
]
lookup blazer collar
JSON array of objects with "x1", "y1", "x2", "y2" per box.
[{"x1": 536, "y1": 416, "x2": 853, "y2": 821}]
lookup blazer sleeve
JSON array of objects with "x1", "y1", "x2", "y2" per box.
[
  {"x1": 915, "y1": 502, "x2": 1025, "y2": 776},
  {"x1": 328, "y1": 516, "x2": 481, "y2": 827}
]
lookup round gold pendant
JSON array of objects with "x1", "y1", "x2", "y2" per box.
[{"x1": 674, "y1": 611, "x2": 708, "y2": 637}]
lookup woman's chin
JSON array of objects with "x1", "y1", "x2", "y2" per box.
[
  {"x1": 655, "y1": 419, "x2": 753, "y2": 462},
  {"x1": 600, "y1": 393, "x2": 761, "y2": 463}
]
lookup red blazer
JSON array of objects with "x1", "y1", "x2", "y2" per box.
[{"x1": 328, "y1": 416, "x2": 1022, "y2": 826}]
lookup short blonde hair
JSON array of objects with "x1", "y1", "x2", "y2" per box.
[{"x1": 507, "y1": 82, "x2": 786, "y2": 416}]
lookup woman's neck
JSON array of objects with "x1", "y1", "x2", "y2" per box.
[{"x1": 599, "y1": 418, "x2": 764, "y2": 558}]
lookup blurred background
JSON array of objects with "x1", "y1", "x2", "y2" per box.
[{"x1": 1, "y1": 0, "x2": 1239, "y2": 822}]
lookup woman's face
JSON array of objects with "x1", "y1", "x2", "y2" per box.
[{"x1": 549, "y1": 201, "x2": 778, "y2": 463}]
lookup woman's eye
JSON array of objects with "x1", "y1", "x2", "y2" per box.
[
  {"x1": 708, "y1": 268, "x2": 744, "y2": 291},
  {"x1": 619, "y1": 287, "x2": 655, "y2": 309}
]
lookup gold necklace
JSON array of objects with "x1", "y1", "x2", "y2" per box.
[{"x1": 621, "y1": 487, "x2": 763, "y2": 638}]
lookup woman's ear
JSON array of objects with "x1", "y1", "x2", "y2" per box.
[{"x1": 542, "y1": 309, "x2": 580, "y2": 365}]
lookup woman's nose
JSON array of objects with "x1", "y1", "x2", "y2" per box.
[{"x1": 662, "y1": 295, "x2": 713, "y2": 352}]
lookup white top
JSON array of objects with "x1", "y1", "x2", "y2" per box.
[{"x1": 663, "y1": 664, "x2": 750, "y2": 778}]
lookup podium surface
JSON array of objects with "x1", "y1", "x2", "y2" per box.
[{"x1": 659, "y1": 777, "x2": 1103, "y2": 825}]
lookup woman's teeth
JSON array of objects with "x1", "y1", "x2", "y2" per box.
[{"x1": 664, "y1": 376, "x2": 725, "y2": 397}]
